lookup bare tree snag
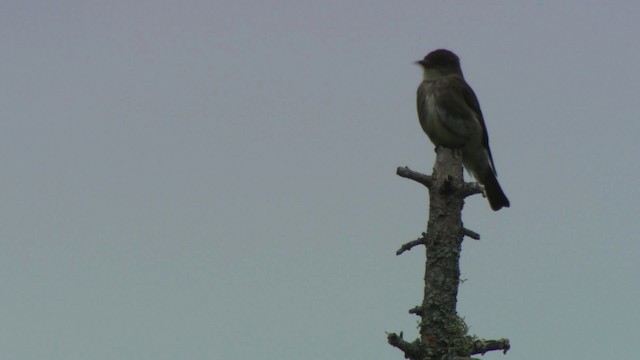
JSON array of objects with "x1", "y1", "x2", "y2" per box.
[{"x1": 388, "y1": 147, "x2": 510, "y2": 359}]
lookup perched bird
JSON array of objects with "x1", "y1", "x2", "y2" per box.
[{"x1": 416, "y1": 49, "x2": 510, "y2": 211}]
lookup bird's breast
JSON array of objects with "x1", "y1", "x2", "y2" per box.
[{"x1": 421, "y1": 94, "x2": 467, "y2": 148}]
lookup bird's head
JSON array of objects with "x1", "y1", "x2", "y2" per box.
[{"x1": 415, "y1": 49, "x2": 463, "y2": 79}]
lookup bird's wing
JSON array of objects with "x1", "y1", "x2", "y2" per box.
[{"x1": 458, "y1": 77, "x2": 498, "y2": 176}]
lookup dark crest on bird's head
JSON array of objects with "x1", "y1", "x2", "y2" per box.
[{"x1": 417, "y1": 49, "x2": 460, "y2": 69}]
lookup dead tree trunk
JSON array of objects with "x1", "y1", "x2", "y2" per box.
[{"x1": 388, "y1": 147, "x2": 510, "y2": 360}]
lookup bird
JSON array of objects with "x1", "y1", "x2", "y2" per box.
[{"x1": 415, "y1": 49, "x2": 510, "y2": 211}]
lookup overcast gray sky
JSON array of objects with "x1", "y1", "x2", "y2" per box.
[{"x1": 1, "y1": 1, "x2": 639, "y2": 359}]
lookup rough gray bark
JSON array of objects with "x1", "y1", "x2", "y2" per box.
[{"x1": 388, "y1": 147, "x2": 510, "y2": 359}]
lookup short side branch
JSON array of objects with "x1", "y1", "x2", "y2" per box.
[
  {"x1": 397, "y1": 233, "x2": 427, "y2": 255},
  {"x1": 387, "y1": 333, "x2": 426, "y2": 360},
  {"x1": 408, "y1": 306, "x2": 424, "y2": 316},
  {"x1": 461, "y1": 228, "x2": 480, "y2": 240},
  {"x1": 458, "y1": 182, "x2": 484, "y2": 198},
  {"x1": 469, "y1": 338, "x2": 511, "y2": 355},
  {"x1": 397, "y1": 166, "x2": 433, "y2": 188}
]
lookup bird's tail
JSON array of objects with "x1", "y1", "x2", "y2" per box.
[{"x1": 482, "y1": 172, "x2": 510, "y2": 211}]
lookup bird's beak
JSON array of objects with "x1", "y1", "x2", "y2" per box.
[{"x1": 414, "y1": 60, "x2": 426, "y2": 67}]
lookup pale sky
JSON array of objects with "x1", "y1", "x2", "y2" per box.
[{"x1": 1, "y1": 1, "x2": 639, "y2": 359}]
